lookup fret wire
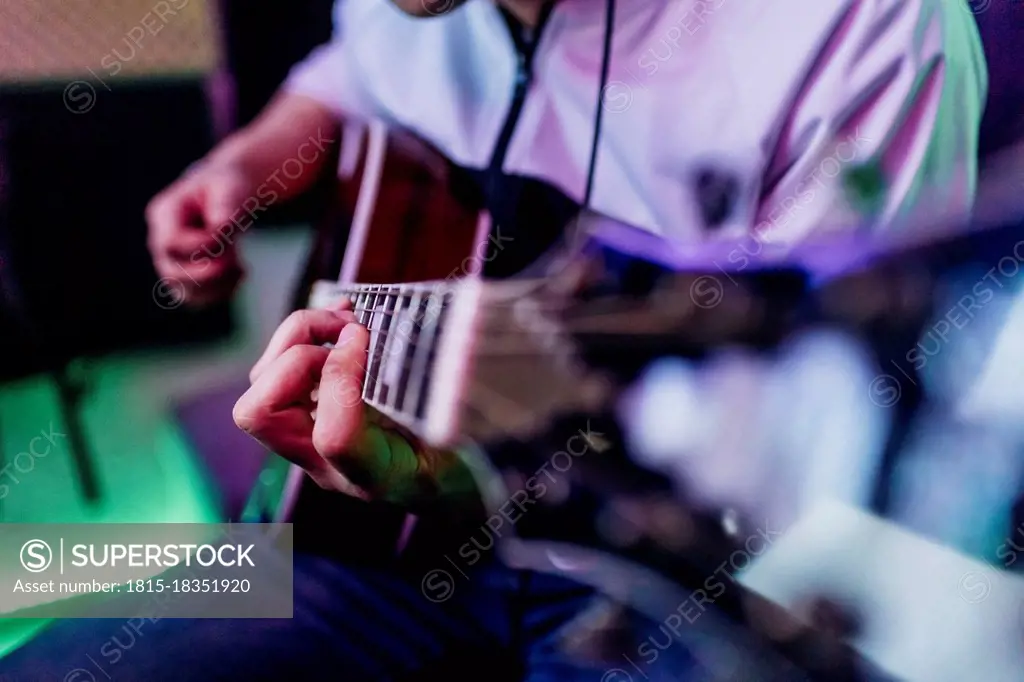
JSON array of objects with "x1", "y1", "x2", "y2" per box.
[
  {"x1": 320, "y1": 285, "x2": 563, "y2": 321},
  {"x1": 338, "y1": 317, "x2": 560, "y2": 346},
  {"x1": 345, "y1": 320, "x2": 679, "y2": 356},
  {"x1": 330, "y1": 296, "x2": 452, "y2": 361},
  {"x1": 362, "y1": 285, "x2": 383, "y2": 402},
  {"x1": 373, "y1": 286, "x2": 389, "y2": 398},
  {"x1": 344, "y1": 339, "x2": 551, "y2": 418},
  {"x1": 370, "y1": 285, "x2": 398, "y2": 404},
  {"x1": 332, "y1": 305, "x2": 593, "y2": 420},
  {"x1": 376, "y1": 284, "x2": 407, "y2": 405},
  {"x1": 415, "y1": 291, "x2": 451, "y2": 421},
  {"x1": 392, "y1": 289, "x2": 422, "y2": 415},
  {"x1": 378, "y1": 284, "x2": 394, "y2": 402},
  {"x1": 346, "y1": 307, "x2": 442, "y2": 320},
  {"x1": 346, "y1": 299, "x2": 562, "y2": 310},
  {"x1": 324, "y1": 288, "x2": 436, "y2": 312},
  {"x1": 320, "y1": 282, "x2": 561, "y2": 312},
  {"x1": 354, "y1": 290, "x2": 371, "y2": 326},
  {"x1": 346, "y1": 290, "x2": 446, "y2": 315},
  {"x1": 356, "y1": 287, "x2": 370, "y2": 399},
  {"x1": 339, "y1": 301, "x2": 588, "y2": 342},
  {"x1": 323, "y1": 288, "x2": 426, "y2": 413},
  {"x1": 318, "y1": 285, "x2": 609, "y2": 414},
  {"x1": 354, "y1": 369, "x2": 390, "y2": 409},
  {"x1": 401, "y1": 291, "x2": 441, "y2": 416},
  {"x1": 342, "y1": 300, "x2": 562, "y2": 319},
  {"x1": 343, "y1": 297, "x2": 658, "y2": 323},
  {"x1": 372, "y1": 286, "x2": 395, "y2": 406},
  {"x1": 355, "y1": 289, "x2": 367, "y2": 396},
  {"x1": 358, "y1": 288, "x2": 413, "y2": 403},
  {"x1": 332, "y1": 283, "x2": 548, "y2": 296},
  {"x1": 328, "y1": 284, "x2": 443, "y2": 295},
  {"x1": 347, "y1": 335, "x2": 528, "y2": 358}
]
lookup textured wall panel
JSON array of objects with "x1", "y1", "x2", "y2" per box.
[{"x1": 0, "y1": 0, "x2": 219, "y2": 81}]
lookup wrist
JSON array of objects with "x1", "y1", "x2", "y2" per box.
[
  {"x1": 196, "y1": 132, "x2": 261, "y2": 184},
  {"x1": 359, "y1": 412, "x2": 485, "y2": 515}
]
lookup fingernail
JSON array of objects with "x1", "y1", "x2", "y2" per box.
[{"x1": 332, "y1": 310, "x2": 357, "y2": 323}]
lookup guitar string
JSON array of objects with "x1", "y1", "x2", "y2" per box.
[
  {"x1": 339, "y1": 316, "x2": 713, "y2": 376},
  {"x1": 332, "y1": 301, "x2": 780, "y2": 424},
  {"x1": 343, "y1": 328, "x2": 666, "y2": 425},
  {"x1": 357, "y1": 367, "x2": 555, "y2": 433},
  {"x1": 340, "y1": 306, "x2": 583, "y2": 416},
  {"x1": 341, "y1": 276, "x2": 747, "y2": 320},
  {"x1": 336, "y1": 307, "x2": 743, "y2": 418},
  {"x1": 345, "y1": 296, "x2": 742, "y2": 322},
  {"x1": 347, "y1": 294, "x2": 688, "y2": 325},
  {"x1": 332, "y1": 286, "x2": 567, "y2": 308},
  {"x1": 351, "y1": 298, "x2": 726, "y2": 321},
  {"x1": 336, "y1": 272, "x2": 743, "y2": 321},
  {"x1": 336, "y1": 287, "x2": 755, "y2": 405},
  {"x1": 345, "y1": 302, "x2": 720, "y2": 345},
  {"x1": 357, "y1": 362, "x2": 597, "y2": 440},
  {"x1": 341, "y1": 286, "x2": 782, "y2": 421},
  {"x1": 344, "y1": 299, "x2": 567, "y2": 316}
]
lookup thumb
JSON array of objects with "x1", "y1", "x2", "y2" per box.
[{"x1": 312, "y1": 323, "x2": 370, "y2": 460}]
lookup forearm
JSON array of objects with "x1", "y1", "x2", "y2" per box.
[{"x1": 203, "y1": 91, "x2": 341, "y2": 203}]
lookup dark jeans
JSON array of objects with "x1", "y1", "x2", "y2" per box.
[{"x1": 0, "y1": 554, "x2": 700, "y2": 682}]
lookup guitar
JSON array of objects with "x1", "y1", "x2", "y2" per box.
[
  {"x1": 244, "y1": 119, "x2": 618, "y2": 525},
  {"x1": 242, "y1": 119, "x2": 1024, "y2": 680},
  {"x1": 246, "y1": 119, "x2": 816, "y2": 524}
]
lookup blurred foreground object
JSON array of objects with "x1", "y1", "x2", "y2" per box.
[{"x1": 491, "y1": 145, "x2": 1024, "y2": 680}]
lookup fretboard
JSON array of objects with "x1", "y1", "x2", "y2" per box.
[{"x1": 308, "y1": 280, "x2": 457, "y2": 436}]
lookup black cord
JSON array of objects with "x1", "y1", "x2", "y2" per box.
[{"x1": 581, "y1": 0, "x2": 616, "y2": 209}]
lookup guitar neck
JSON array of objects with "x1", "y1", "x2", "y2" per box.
[{"x1": 308, "y1": 278, "x2": 479, "y2": 445}]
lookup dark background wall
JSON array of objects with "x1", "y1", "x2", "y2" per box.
[
  {"x1": 219, "y1": 0, "x2": 338, "y2": 226},
  {"x1": 220, "y1": 0, "x2": 336, "y2": 129},
  {"x1": 0, "y1": 81, "x2": 230, "y2": 380},
  {"x1": 0, "y1": 0, "x2": 336, "y2": 381},
  {"x1": 973, "y1": 2, "x2": 1024, "y2": 159}
]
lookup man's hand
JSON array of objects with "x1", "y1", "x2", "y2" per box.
[
  {"x1": 233, "y1": 304, "x2": 486, "y2": 511},
  {"x1": 232, "y1": 304, "x2": 379, "y2": 500},
  {"x1": 145, "y1": 93, "x2": 339, "y2": 308},
  {"x1": 145, "y1": 163, "x2": 251, "y2": 308}
]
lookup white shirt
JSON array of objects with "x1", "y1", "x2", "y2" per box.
[{"x1": 284, "y1": 0, "x2": 987, "y2": 251}]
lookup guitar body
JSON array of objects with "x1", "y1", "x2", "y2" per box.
[{"x1": 294, "y1": 122, "x2": 484, "y2": 302}]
